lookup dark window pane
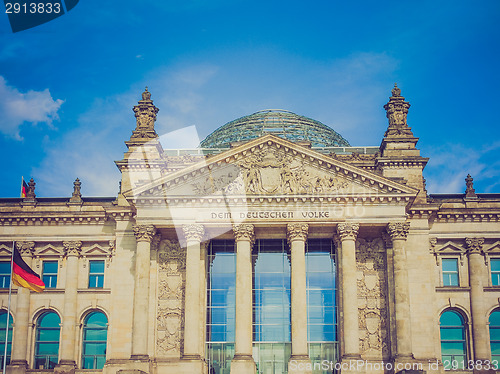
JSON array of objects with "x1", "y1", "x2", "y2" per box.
[
  {"x1": 442, "y1": 259, "x2": 458, "y2": 272},
  {"x1": 440, "y1": 311, "x2": 464, "y2": 326},
  {"x1": 490, "y1": 311, "x2": 500, "y2": 326},
  {"x1": 441, "y1": 327, "x2": 465, "y2": 341},
  {"x1": 90, "y1": 261, "x2": 105, "y2": 273},
  {"x1": 491, "y1": 259, "x2": 500, "y2": 272}
]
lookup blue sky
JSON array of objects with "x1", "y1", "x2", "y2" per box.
[{"x1": 0, "y1": 0, "x2": 499, "y2": 197}]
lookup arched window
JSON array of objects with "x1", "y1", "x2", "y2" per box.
[
  {"x1": 34, "y1": 311, "x2": 61, "y2": 369},
  {"x1": 440, "y1": 310, "x2": 467, "y2": 370},
  {"x1": 0, "y1": 311, "x2": 13, "y2": 367},
  {"x1": 82, "y1": 311, "x2": 108, "y2": 369},
  {"x1": 489, "y1": 310, "x2": 500, "y2": 365}
]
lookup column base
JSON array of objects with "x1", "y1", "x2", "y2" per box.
[
  {"x1": 338, "y1": 356, "x2": 365, "y2": 374},
  {"x1": 6, "y1": 361, "x2": 27, "y2": 374},
  {"x1": 130, "y1": 354, "x2": 149, "y2": 361},
  {"x1": 54, "y1": 361, "x2": 76, "y2": 374},
  {"x1": 288, "y1": 355, "x2": 313, "y2": 374},
  {"x1": 230, "y1": 355, "x2": 256, "y2": 374}
]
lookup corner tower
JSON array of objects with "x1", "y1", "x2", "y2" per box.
[
  {"x1": 377, "y1": 84, "x2": 428, "y2": 204},
  {"x1": 115, "y1": 88, "x2": 165, "y2": 202}
]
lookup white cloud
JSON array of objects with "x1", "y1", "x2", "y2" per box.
[
  {"x1": 0, "y1": 76, "x2": 64, "y2": 140},
  {"x1": 423, "y1": 142, "x2": 500, "y2": 194}
]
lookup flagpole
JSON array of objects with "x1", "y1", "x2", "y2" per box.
[
  {"x1": 2, "y1": 242, "x2": 14, "y2": 374},
  {"x1": 20, "y1": 177, "x2": 23, "y2": 198}
]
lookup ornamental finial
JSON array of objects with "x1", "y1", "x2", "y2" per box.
[
  {"x1": 383, "y1": 84, "x2": 413, "y2": 137},
  {"x1": 69, "y1": 178, "x2": 82, "y2": 203},
  {"x1": 142, "y1": 86, "x2": 151, "y2": 101},
  {"x1": 130, "y1": 87, "x2": 159, "y2": 141},
  {"x1": 392, "y1": 83, "x2": 401, "y2": 97},
  {"x1": 465, "y1": 174, "x2": 477, "y2": 198}
]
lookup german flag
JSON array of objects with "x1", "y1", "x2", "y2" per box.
[
  {"x1": 21, "y1": 178, "x2": 28, "y2": 198},
  {"x1": 12, "y1": 245, "x2": 45, "y2": 292}
]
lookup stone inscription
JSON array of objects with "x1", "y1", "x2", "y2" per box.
[{"x1": 210, "y1": 210, "x2": 331, "y2": 220}]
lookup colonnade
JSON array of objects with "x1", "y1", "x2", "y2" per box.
[{"x1": 126, "y1": 221, "x2": 417, "y2": 374}]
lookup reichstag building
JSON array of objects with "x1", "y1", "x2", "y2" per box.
[{"x1": 1, "y1": 85, "x2": 499, "y2": 374}]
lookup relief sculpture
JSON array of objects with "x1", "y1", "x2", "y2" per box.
[
  {"x1": 156, "y1": 239, "x2": 186, "y2": 357},
  {"x1": 356, "y1": 238, "x2": 389, "y2": 359},
  {"x1": 191, "y1": 145, "x2": 351, "y2": 196}
]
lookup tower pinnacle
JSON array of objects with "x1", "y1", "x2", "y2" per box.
[
  {"x1": 130, "y1": 87, "x2": 159, "y2": 142},
  {"x1": 383, "y1": 83, "x2": 413, "y2": 137}
]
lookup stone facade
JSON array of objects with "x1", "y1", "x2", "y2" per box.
[{"x1": 0, "y1": 86, "x2": 499, "y2": 374}]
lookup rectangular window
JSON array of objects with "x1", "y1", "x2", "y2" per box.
[
  {"x1": 492, "y1": 259, "x2": 500, "y2": 286},
  {"x1": 88, "y1": 260, "x2": 104, "y2": 288},
  {"x1": 442, "y1": 258, "x2": 459, "y2": 287},
  {"x1": 0, "y1": 262, "x2": 11, "y2": 289},
  {"x1": 42, "y1": 261, "x2": 58, "y2": 289}
]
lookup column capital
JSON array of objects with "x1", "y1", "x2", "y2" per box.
[
  {"x1": 133, "y1": 224, "x2": 157, "y2": 242},
  {"x1": 386, "y1": 221, "x2": 410, "y2": 240},
  {"x1": 63, "y1": 241, "x2": 82, "y2": 257},
  {"x1": 465, "y1": 237, "x2": 485, "y2": 255},
  {"x1": 182, "y1": 224, "x2": 205, "y2": 243},
  {"x1": 337, "y1": 223, "x2": 359, "y2": 241},
  {"x1": 15, "y1": 241, "x2": 35, "y2": 256},
  {"x1": 287, "y1": 223, "x2": 308, "y2": 244},
  {"x1": 233, "y1": 224, "x2": 255, "y2": 246}
]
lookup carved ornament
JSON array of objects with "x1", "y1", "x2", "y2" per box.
[
  {"x1": 16, "y1": 241, "x2": 35, "y2": 256},
  {"x1": 133, "y1": 225, "x2": 157, "y2": 242},
  {"x1": 386, "y1": 222, "x2": 410, "y2": 240},
  {"x1": 337, "y1": 223, "x2": 359, "y2": 241},
  {"x1": 287, "y1": 223, "x2": 309, "y2": 244},
  {"x1": 131, "y1": 87, "x2": 159, "y2": 140},
  {"x1": 465, "y1": 237, "x2": 484, "y2": 255},
  {"x1": 233, "y1": 224, "x2": 255, "y2": 245},
  {"x1": 383, "y1": 84, "x2": 413, "y2": 137},
  {"x1": 182, "y1": 224, "x2": 205, "y2": 243},
  {"x1": 63, "y1": 241, "x2": 82, "y2": 256},
  {"x1": 158, "y1": 240, "x2": 186, "y2": 273}
]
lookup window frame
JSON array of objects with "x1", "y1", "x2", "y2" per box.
[
  {"x1": 0, "y1": 261, "x2": 11, "y2": 289},
  {"x1": 439, "y1": 309, "x2": 468, "y2": 370},
  {"x1": 441, "y1": 257, "x2": 460, "y2": 287},
  {"x1": 81, "y1": 311, "x2": 108, "y2": 369},
  {"x1": 0, "y1": 310, "x2": 13, "y2": 367},
  {"x1": 88, "y1": 260, "x2": 105, "y2": 289},
  {"x1": 34, "y1": 311, "x2": 61, "y2": 370},
  {"x1": 42, "y1": 260, "x2": 58, "y2": 289},
  {"x1": 490, "y1": 258, "x2": 500, "y2": 287}
]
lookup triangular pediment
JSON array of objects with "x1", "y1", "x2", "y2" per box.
[
  {"x1": 126, "y1": 134, "x2": 417, "y2": 203},
  {"x1": 35, "y1": 244, "x2": 62, "y2": 256}
]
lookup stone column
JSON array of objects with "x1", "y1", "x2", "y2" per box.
[
  {"x1": 337, "y1": 223, "x2": 360, "y2": 360},
  {"x1": 386, "y1": 222, "x2": 412, "y2": 359},
  {"x1": 287, "y1": 223, "x2": 312, "y2": 374},
  {"x1": 9, "y1": 242, "x2": 35, "y2": 373},
  {"x1": 182, "y1": 224, "x2": 205, "y2": 360},
  {"x1": 230, "y1": 224, "x2": 256, "y2": 374},
  {"x1": 131, "y1": 225, "x2": 157, "y2": 360},
  {"x1": 466, "y1": 238, "x2": 489, "y2": 361},
  {"x1": 57, "y1": 241, "x2": 82, "y2": 372}
]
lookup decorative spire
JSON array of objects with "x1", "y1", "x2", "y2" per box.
[
  {"x1": 383, "y1": 83, "x2": 414, "y2": 137},
  {"x1": 465, "y1": 174, "x2": 477, "y2": 198},
  {"x1": 130, "y1": 86, "x2": 159, "y2": 141},
  {"x1": 69, "y1": 178, "x2": 82, "y2": 203}
]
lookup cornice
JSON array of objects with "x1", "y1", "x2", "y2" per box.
[
  {"x1": 0, "y1": 214, "x2": 108, "y2": 226},
  {"x1": 435, "y1": 212, "x2": 500, "y2": 223},
  {"x1": 132, "y1": 194, "x2": 414, "y2": 206}
]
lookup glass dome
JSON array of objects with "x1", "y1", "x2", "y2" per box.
[{"x1": 200, "y1": 109, "x2": 350, "y2": 148}]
